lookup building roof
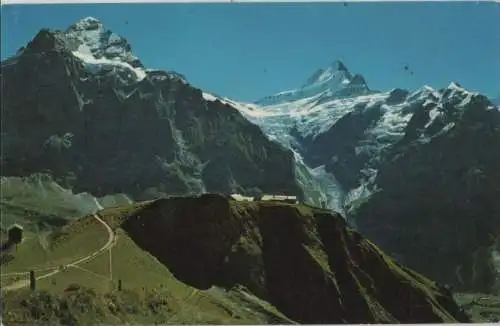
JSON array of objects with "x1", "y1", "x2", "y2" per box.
[
  {"x1": 261, "y1": 195, "x2": 297, "y2": 201},
  {"x1": 230, "y1": 194, "x2": 255, "y2": 201},
  {"x1": 7, "y1": 223, "x2": 24, "y2": 231}
]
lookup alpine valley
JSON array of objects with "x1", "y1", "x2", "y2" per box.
[{"x1": 1, "y1": 17, "x2": 500, "y2": 324}]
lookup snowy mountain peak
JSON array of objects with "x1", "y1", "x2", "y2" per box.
[
  {"x1": 65, "y1": 17, "x2": 143, "y2": 69},
  {"x1": 406, "y1": 85, "x2": 439, "y2": 103},
  {"x1": 447, "y1": 82, "x2": 463, "y2": 91},
  {"x1": 67, "y1": 16, "x2": 103, "y2": 31},
  {"x1": 302, "y1": 60, "x2": 351, "y2": 88},
  {"x1": 330, "y1": 59, "x2": 349, "y2": 72},
  {"x1": 256, "y1": 59, "x2": 369, "y2": 106},
  {"x1": 441, "y1": 82, "x2": 470, "y2": 101}
]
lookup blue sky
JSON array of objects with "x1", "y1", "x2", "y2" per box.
[{"x1": 1, "y1": 2, "x2": 499, "y2": 101}]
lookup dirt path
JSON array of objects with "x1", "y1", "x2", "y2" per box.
[{"x1": 2, "y1": 213, "x2": 115, "y2": 292}]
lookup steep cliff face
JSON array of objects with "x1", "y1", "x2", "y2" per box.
[
  {"x1": 1, "y1": 25, "x2": 301, "y2": 200},
  {"x1": 120, "y1": 194, "x2": 470, "y2": 324}
]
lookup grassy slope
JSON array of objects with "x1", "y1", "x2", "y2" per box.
[
  {"x1": 2, "y1": 216, "x2": 107, "y2": 274},
  {"x1": 1, "y1": 195, "x2": 471, "y2": 324},
  {"x1": 2, "y1": 202, "x2": 292, "y2": 325},
  {"x1": 1, "y1": 216, "x2": 108, "y2": 290}
]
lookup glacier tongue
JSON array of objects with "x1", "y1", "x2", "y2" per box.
[
  {"x1": 308, "y1": 164, "x2": 346, "y2": 213},
  {"x1": 203, "y1": 91, "x2": 347, "y2": 213}
]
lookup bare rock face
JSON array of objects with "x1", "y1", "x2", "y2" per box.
[{"x1": 121, "y1": 195, "x2": 470, "y2": 324}]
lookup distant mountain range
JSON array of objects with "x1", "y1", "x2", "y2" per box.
[{"x1": 2, "y1": 17, "x2": 499, "y2": 295}]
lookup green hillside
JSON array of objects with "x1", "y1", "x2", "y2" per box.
[{"x1": 1, "y1": 194, "x2": 472, "y2": 324}]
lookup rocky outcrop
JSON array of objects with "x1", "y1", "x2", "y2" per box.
[{"x1": 120, "y1": 194, "x2": 470, "y2": 324}]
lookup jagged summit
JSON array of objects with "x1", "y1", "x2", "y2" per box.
[
  {"x1": 255, "y1": 59, "x2": 370, "y2": 105},
  {"x1": 6, "y1": 17, "x2": 186, "y2": 85},
  {"x1": 65, "y1": 16, "x2": 143, "y2": 69},
  {"x1": 67, "y1": 16, "x2": 103, "y2": 31},
  {"x1": 447, "y1": 82, "x2": 462, "y2": 89},
  {"x1": 302, "y1": 60, "x2": 350, "y2": 88},
  {"x1": 330, "y1": 59, "x2": 348, "y2": 72}
]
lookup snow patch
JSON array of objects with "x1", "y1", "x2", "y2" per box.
[
  {"x1": 72, "y1": 45, "x2": 146, "y2": 81},
  {"x1": 202, "y1": 92, "x2": 218, "y2": 102},
  {"x1": 425, "y1": 106, "x2": 442, "y2": 128}
]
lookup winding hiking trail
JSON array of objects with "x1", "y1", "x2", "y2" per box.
[{"x1": 2, "y1": 213, "x2": 115, "y2": 292}]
